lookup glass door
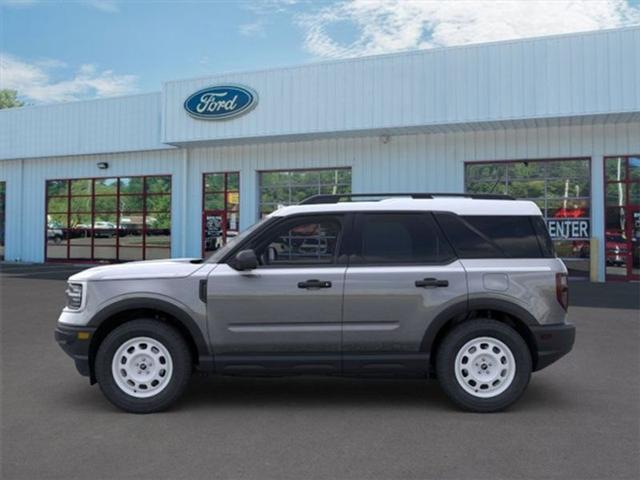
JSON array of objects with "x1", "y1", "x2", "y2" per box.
[
  {"x1": 202, "y1": 172, "x2": 239, "y2": 256},
  {"x1": 631, "y1": 207, "x2": 640, "y2": 280},
  {"x1": 202, "y1": 210, "x2": 227, "y2": 255},
  {"x1": 604, "y1": 156, "x2": 640, "y2": 281}
]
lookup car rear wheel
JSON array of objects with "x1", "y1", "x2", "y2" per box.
[
  {"x1": 95, "y1": 319, "x2": 192, "y2": 413},
  {"x1": 436, "y1": 319, "x2": 532, "y2": 412}
]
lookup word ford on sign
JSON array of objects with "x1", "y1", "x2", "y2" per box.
[
  {"x1": 184, "y1": 85, "x2": 258, "y2": 120},
  {"x1": 197, "y1": 93, "x2": 238, "y2": 114}
]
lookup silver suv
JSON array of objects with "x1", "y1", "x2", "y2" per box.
[{"x1": 55, "y1": 193, "x2": 575, "y2": 413}]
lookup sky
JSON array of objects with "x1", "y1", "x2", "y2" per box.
[{"x1": 1, "y1": 0, "x2": 640, "y2": 105}]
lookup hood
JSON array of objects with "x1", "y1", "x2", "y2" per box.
[{"x1": 68, "y1": 258, "x2": 206, "y2": 282}]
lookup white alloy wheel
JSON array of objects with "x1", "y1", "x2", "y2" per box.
[
  {"x1": 454, "y1": 336, "x2": 516, "y2": 398},
  {"x1": 111, "y1": 336, "x2": 174, "y2": 399}
]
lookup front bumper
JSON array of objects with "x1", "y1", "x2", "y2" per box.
[
  {"x1": 54, "y1": 324, "x2": 96, "y2": 377},
  {"x1": 530, "y1": 322, "x2": 576, "y2": 371}
]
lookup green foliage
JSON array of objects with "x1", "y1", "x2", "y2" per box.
[
  {"x1": 259, "y1": 169, "x2": 352, "y2": 215},
  {"x1": 0, "y1": 90, "x2": 24, "y2": 109}
]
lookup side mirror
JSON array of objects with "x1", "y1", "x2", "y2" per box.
[{"x1": 231, "y1": 249, "x2": 258, "y2": 271}]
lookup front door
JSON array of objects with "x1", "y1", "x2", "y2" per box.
[
  {"x1": 207, "y1": 214, "x2": 348, "y2": 373},
  {"x1": 604, "y1": 156, "x2": 640, "y2": 281},
  {"x1": 342, "y1": 212, "x2": 468, "y2": 374},
  {"x1": 202, "y1": 171, "x2": 240, "y2": 257}
]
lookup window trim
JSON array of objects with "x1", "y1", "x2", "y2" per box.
[{"x1": 349, "y1": 211, "x2": 458, "y2": 267}]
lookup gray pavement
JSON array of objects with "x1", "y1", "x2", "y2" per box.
[{"x1": 1, "y1": 264, "x2": 639, "y2": 480}]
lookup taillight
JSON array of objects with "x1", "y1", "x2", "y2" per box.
[{"x1": 556, "y1": 273, "x2": 569, "y2": 311}]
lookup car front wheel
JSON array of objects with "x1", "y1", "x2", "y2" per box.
[
  {"x1": 436, "y1": 319, "x2": 532, "y2": 412},
  {"x1": 95, "y1": 319, "x2": 192, "y2": 413}
]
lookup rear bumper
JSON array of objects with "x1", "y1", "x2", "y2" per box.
[
  {"x1": 530, "y1": 322, "x2": 576, "y2": 371},
  {"x1": 54, "y1": 324, "x2": 96, "y2": 377}
]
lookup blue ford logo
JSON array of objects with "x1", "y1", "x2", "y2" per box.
[{"x1": 184, "y1": 85, "x2": 258, "y2": 120}]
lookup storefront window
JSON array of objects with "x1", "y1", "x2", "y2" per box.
[
  {"x1": 465, "y1": 158, "x2": 591, "y2": 277},
  {"x1": 0, "y1": 182, "x2": 5, "y2": 260},
  {"x1": 259, "y1": 168, "x2": 352, "y2": 217},
  {"x1": 604, "y1": 156, "x2": 640, "y2": 280},
  {"x1": 202, "y1": 172, "x2": 240, "y2": 255},
  {"x1": 46, "y1": 175, "x2": 171, "y2": 262}
]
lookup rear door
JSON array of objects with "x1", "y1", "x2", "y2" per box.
[
  {"x1": 207, "y1": 214, "x2": 348, "y2": 373},
  {"x1": 342, "y1": 212, "x2": 468, "y2": 373}
]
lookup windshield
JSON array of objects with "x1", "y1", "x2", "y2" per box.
[{"x1": 205, "y1": 216, "x2": 274, "y2": 263}]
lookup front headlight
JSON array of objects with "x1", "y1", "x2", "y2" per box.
[{"x1": 65, "y1": 283, "x2": 84, "y2": 310}]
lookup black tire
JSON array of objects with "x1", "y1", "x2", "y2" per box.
[
  {"x1": 95, "y1": 319, "x2": 192, "y2": 413},
  {"x1": 436, "y1": 319, "x2": 532, "y2": 413}
]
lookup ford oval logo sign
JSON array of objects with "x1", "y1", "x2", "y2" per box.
[{"x1": 184, "y1": 85, "x2": 258, "y2": 120}]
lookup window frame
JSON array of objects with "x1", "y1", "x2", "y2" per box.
[
  {"x1": 349, "y1": 211, "x2": 457, "y2": 266},
  {"x1": 603, "y1": 155, "x2": 640, "y2": 281},
  {"x1": 201, "y1": 171, "x2": 240, "y2": 257},
  {"x1": 464, "y1": 157, "x2": 592, "y2": 226},
  {"x1": 257, "y1": 167, "x2": 352, "y2": 217},
  {"x1": 44, "y1": 175, "x2": 171, "y2": 263},
  {"x1": 464, "y1": 157, "x2": 592, "y2": 273}
]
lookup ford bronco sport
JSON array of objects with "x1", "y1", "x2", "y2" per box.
[{"x1": 55, "y1": 193, "x2": 575, "y2": 413}]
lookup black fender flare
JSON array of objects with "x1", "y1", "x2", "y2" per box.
[
  {"x1": 87, "y1": 297, "x2": 214, "y2": 372},
  {"x1": 420, "y1": 297, "x2": 538, "y2": 353}
]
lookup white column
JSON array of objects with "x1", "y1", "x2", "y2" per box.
[
  {"x1": 183, "y1": 149, "x2": 190, "y2": 257},
  {"x1": 239, "y1": 168, "x2": 258, "y2": 231},
  {"x1": 590, "y1": 155, "x2": 605, "y2": 282}
]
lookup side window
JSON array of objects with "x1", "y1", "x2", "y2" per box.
[
  {"x1": 531, "y1": 216, "x2": 556, "y2": 258},
  {"x1": 355, "y1": 213, "x2": 455, "y2": 264},
  {"x1": 434, "y1": 213, "x2": 503, "y2": 258},
  {"x1": 254, "y1": 216, "x2": 342, "y2": 266},
  {"x1": 462, "y1": 216, "x2": 545, "y2": 258},
  {"x1": 435, "y1": 213, "x2": 550, "y2": 258}
]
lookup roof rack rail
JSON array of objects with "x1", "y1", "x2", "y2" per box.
[{"x1": 298, "y1": 192, "x2": 515, "y2": 205}]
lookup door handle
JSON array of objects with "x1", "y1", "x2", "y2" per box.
[
  {"x1": 298, "y1": 279, "x2": 332, "y2": 289},
  {"x1": 415, "y1": 278, "x2": 449, "y2": 288}
]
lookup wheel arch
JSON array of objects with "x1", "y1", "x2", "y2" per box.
[
  {"x1": 422, "y1": 298, "x2": 540, "y2": 373},
  {"x1": 87, "y1": 298, "x2": 213, "y2": 383}
]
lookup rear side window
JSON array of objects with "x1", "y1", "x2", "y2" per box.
[
  {"x1": 434, "y1": 213, "x2": 502, "y2": 258},
  {"x1": 354, "y1": 213, "x2": 455, "y2": 264},
  {"x1": 435, "y1": 213, "x2": 553, "y2": 258},
  {"x1": 531, "y1": 216, "x2": 555, "y2": 257}
]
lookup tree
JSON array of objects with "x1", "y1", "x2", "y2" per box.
[{"x1": 0, "y1": 90, "x2": 24, "y2": 109}]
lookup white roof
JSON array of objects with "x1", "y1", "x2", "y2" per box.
[{"x1": 271, "y1": 197, "x2": 542, "y2": 217}]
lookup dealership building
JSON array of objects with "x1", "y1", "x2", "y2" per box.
[{"x1": 0, "y1": 27, "x2": 639, "y2": 281}]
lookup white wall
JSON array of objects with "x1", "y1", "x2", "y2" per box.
[
  {"x1": 0, "y1": 149, "x2": 185, "y2": 262},
  {"x1": 162, "y1": 27, "x2": 640, "y2": 145},
  {"x1": 0, "y1": 93, "x2": 171, "y2": 161},
  {"x1": 2, "y1": 121, "x2": 639, "y2": 281}
]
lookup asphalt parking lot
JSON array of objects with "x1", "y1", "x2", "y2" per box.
[{"x1": 1, "y1": 263, "x2": 639, "y2": 480}]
